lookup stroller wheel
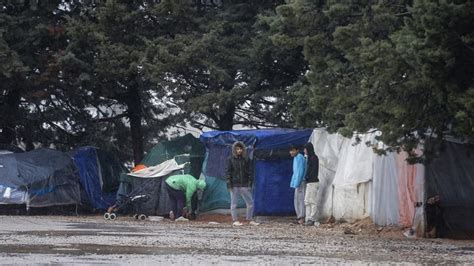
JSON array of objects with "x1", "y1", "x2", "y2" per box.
[
  {"x1": 138, "y1": 214, "x2": 147, "y2": 220},
  {"x1": 109, "y1": 213, "x2": 117, "y2": 220},
  {"x1": 133, "y1": 214, "x2": 139, "y2": 220},
  {"x1": 104, "y1": 212, "x2": 110, "y2": 220}
]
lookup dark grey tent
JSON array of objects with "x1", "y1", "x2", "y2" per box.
[
  {"x1": 0, "y1": 148, "x2": 81, "y2": 209},
  {"x1": 426, "y1": 141, "x2": 474, "y2": 238},
  {"x1": 115, "y1": 134, "x2": 205, "y2": 216},
  {"x1": 117, "y1": 156, "x2": 195, "y2": 216}
]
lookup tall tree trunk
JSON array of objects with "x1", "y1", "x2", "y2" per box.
[
  {"x1": 126, "y1": 86, "x2": 144, "y2": 164},
  {"x1": 0, "y1": 89, "x2": 20, "y2": 145},
  {"x1": 216, "y1": 104, "x2": 235, "y2": 131}
]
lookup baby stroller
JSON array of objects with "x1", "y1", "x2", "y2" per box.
[{"x1": 104, "y1": 179, "x2": 155, "y2": 221}]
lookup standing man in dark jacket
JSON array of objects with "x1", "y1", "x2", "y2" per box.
[
  {"x1": 303, "y1": 142, "x2": 320, "y2": 226},
  {"x1": 225, "y1": 141, "x2": 259, "y2": 226}
]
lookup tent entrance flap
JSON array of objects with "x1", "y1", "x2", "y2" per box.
[{"x1": 253, "y1": 159, "x2": 295, "y2": 215}]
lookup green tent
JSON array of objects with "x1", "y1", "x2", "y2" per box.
[
  {"x1": 141, "y1": 133, "x2": 205, "y2": 178},
  {"x1": 116, "y1": 134, "x2": 205, "y2": 215}
]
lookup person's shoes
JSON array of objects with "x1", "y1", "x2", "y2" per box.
[
  {"x1": 298, "y1": 218, "x2": 305, "y2": 225},
  {"x1": 291, "y1": 219, "x2": 300, "y2": 225},
  {"x1": 175, "y1": 216, "x2": 189, "y2": 222},
  {"x1": 249, "y1": 221, "x2": 260, "y2": 226},
  {"x1": 304, "y1": 220, "x2": 315, "y2": 226},
  {"x1": 169, "y1": 211, "x2": 175, "y2": 221},
  {"x1": 233, "y1": 221, "x2": 244, "y2": 226}
]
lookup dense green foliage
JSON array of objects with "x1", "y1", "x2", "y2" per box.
[
  {"x1": 275, "y1": 0, "x2": 473, "y2": 159},
  {"x1": 144, "y1": 0, "x2": 304, "y2": 130},
  {"x1": 1, "y1": 0, "x2": 473, "y2": 162}
]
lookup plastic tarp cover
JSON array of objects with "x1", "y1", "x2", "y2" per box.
[
  {"x1": 0, "y1": 149, "x2": 80, "y2": 207},
  {"x1": 129, "y1": 158, "x2": 186, "y2": 178},
  {"x1": 73, "y1": 147, "x2": 117, "y2": 210},
  {"x1": 372, "y1": 153, "x2": 400, "y2": 225},
  {"x1": 0, "y1": 155, "x2": 18, "y2": 185},
  {"x1": 199, "y1": 129, "x2": 313, "y2": 213},
  {"x1": 203, "y1": 144, "x2": 234, "y2": 179},
  {"x1": 310, "y1": 129, "x2": 373, "y2": 222},
  {"x1": 200, "y1": 175, "x2": 243, "y2": 211},
  {"x1": 1, "y1": 149, "x2": 76, "y2": 187},
  {"x1": 425, "y1": 141, "x2": 474, "y2": 234},
  {"x1": 332, "y1": 133, "x2": 376, "y2": 187},
  {"x1": 115, "y1": 173, "x2": 179, "y2": 216},
  {"x1": 0, "y1": 185, "x2": 27, "y2": 204},
  {"x1": 129, "y1": 177, "x2": 162, "y2": 215},
  {"x1": 309, "y1": 129, "x2": 345, "y2": 219},
  {"x1": 332, "y1": 182, "x2": 372, "y2": 222},
  {"x1": 141, "y1": 134, "x2": 205, "y2": 179},
  {"x1": 199, "y1": 154, "x2": 245, "y2": 212},
  {"x1": 200, "y1": 129, "x2": 313, "y2": 150},
  {"x1": 115, "y1": 159, "x2": 186, "y2": 215},
  {"x1": 29, "y1": 184, "x2": 81, "y2": 207},
  {"x1": 95, "y1": 149, "x2": 124, "y2": 193},
  {"x1": 310, "y1": 128, "x2": 428, "y2": 227},
  {"x1": 157, "y1": 176, "x2": 175, "y2": 216},
  {"x1": 253, "y1": 159, "x2": 295, "y2": 215},
  {"x1": 396, "y1": 151, "x2": 425, "y2": 227}
]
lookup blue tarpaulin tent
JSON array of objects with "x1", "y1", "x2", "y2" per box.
[
  {"x1": 0, "y1": 148, "x2": 80, "y2": 208},
  {"x1": 73, "y1": 147, "x2": 125, "y2": 210},
  {"x1": 199, "y1": 128, "x2": 312, "y2": 215}
]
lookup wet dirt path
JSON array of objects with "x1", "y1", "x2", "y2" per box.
[{"x1": 0, "y1": 216, "x2": 473, "y2": 264}]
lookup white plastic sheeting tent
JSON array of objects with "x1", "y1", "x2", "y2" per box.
[
  {"x1": 310, "y1": 128, "x2": 425, "y2": 227},
  {"x1": 128, "y1": 158, "x2": 187, "y2": 178}
]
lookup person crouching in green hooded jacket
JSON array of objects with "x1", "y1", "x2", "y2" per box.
[{"x1": 165, "y1": 174, "x2": 206, "y2": 220}]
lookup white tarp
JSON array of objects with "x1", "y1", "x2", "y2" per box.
[
  {"x1": 311, "y1": 130, "x2": 375, "y2": 222},
  {"x1": 371, "y1": 153, "x2": 400, "y2": 225},
  {"x1": 332, "y1": 182, "x2": 372, "y2": 221},
  {"x1": 332, "y1": 133, "x2": 376, "y2": 187},
  {"x1": 128, "y1": 158, "x2": 186, "y2": 178},
  {"x1": 310, "y1": 129, "x2": 345, "y2": 219},
  {"x1": 310, "y1": 128, "x2": 425, "y2": 226}
]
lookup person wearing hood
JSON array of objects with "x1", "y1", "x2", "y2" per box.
[
  {"x1": 290, "y1": 144, "x2": 306, "y2": 225},
  {"x1": 165, "y1": 174, "x2": 206, "y2": 220},
  {"x1": 225, "y1": 141, "x2": 259, "y2": 226},
  {"x1": 303, "y1": 142, "x2": 320, "y2": 226}
]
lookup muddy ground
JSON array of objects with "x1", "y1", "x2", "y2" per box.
[{"x1": 0, "y1": 214, "x2": 473, "y2": 265}]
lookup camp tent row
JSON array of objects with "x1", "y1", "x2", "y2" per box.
[
  {"x1": 0, "y1": 147, "x2": 126, "y2": 211},
  {"x1": 198, "y1": 128, "x2": 425, "y2": 224},
  {"x1": 0, "y1": 129, "x2": 472, "y2": 237},
  {"x1": 308, "y1": 129, "x2": 425, "y2": 227},
  {"x1": 199, "y1": 128, "x2": 419, "y2": 222},
  {"x1": 307, "y1": 129, "x2": 473, "y2": 237},
  {"x1": 198, "y1": 128, "x2": 473, "y2": 237}
]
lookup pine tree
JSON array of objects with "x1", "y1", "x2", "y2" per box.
[
  {"x1": 0, "y1": 0, "x2": 71, "y2": 150},
  {"x1": 273, "y1": 0, "x2": 474, "y2": 158},
  {"x1": 145, "y1": 1, "x2": 304, "y2": 130},
  {"x1": 60, "y1": 1, "x2": 172, "y2": 163}
]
